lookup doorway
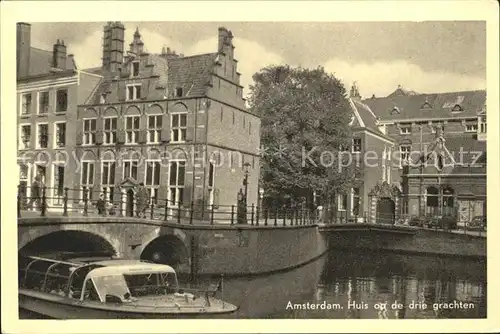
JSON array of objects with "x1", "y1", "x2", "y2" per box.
[{"x1": 126, "y1": 189, "x2": 135, "y2": 217}]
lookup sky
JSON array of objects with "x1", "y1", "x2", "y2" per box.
[{"x1": 28, "y1": 21, "x2": 486, "y2": 99}]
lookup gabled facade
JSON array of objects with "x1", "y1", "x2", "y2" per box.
[
  {"x1": 75, "y1": 23, "x2": 260, "y2": 215},
  {"x1": 16, "y1": 22, "x2": 102, "y2": 209}
]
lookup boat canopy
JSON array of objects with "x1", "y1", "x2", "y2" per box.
[{"x1": 85, "y1": 261, "x2": 176, "y2": 280}]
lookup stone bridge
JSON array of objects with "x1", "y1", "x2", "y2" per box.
[{"x1": 18, "y1": 214, "x2": 327, "y2": 276}]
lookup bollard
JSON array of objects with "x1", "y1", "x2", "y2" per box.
[
  {"x1": 177, "y1": 200, "x2": 182, "y2": 224},
  {"x1": 264, "y1": 209, "x2": 268, "y2": 226},
  {"x1": 17, "y1": 184, "x2": 21, "y2": 217},
  {"x1": 210, "y1": 204, "x2": 215, "y2": 225},
  {"x1": 290, "y1": 209, "x2": 294, "y2": 226},
  {"x1": 283, "y1": 208, "x2": 286, "y2": 226},
  {"x1": 82, "y1": 187, "x2": 88, "y2": 217},
  {"x1": 251, "y1": 204, "x2": 255, "y2": 225},
  {"x1": 150, "y1": 201, "x2": 154, "y2": 220},
  {"x1": 274, "y1": 208, "x2": 278, "y2": 226},
  {"x1": 164, "y1": 199, "x2": 169, "y2": 221},
  {"x1": 231, "y1": 205, "x2": 235, "y2": 225},
  {"x1": 41, "y1": 186, "x2": 47, "y2": 217},
  {"x1": 190, "y1": 201, "x2": 194, "y2": 224},
  {"x1": 63, "y1": 187, "x2": 69, "y2": 216}
]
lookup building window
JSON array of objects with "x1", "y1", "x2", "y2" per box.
[
  {"x1": 352, "y1": 138, "x2": 362, "y2": 153},
  {"x1": 399, "y1": 145, "x2": 411, "y2": 165},
  {"x1": 465, "y1": 124, "x2": 478, "y2": 132},
  {"x1": 37, "y1": 123, "x2": 48, "y2": 149},
  {"x1": 442, "y1": 187, "x2": 454, "y2": 216},
  {"x1": 480, "y1": 122, "x2": 487, "y2": 133},
  {"x1": 19, "y1": 163, "x2": 30, "y2": 202},
  {"x1": 35, "y1": 164, "x2": 47, "y2": 184},
  {"x1": 351, "y1": 188, "x2": 360, "y2": 216},
  {"x1": 54, "y1": 122, "x2": 66, "y2": 148},
  {"x1": 56, "y1": 89, "x2": 68, "y2": 113},
  {"x1": 101, "y1": 161, "x2": 115, "y2": 202},
  {"x1": 382, "y1": 165, "x2": 387, "y2": 182},
  {"x1": 400, "y1": 126, "x2": 411, "y2": 134},
  {"x1": 126, "y1": 84, "x2": 141, "y2": 101},
  {"x1": 103, "y1": 117, "x2": 117, "y2": 144},
  {"x1": 38, "y1": 91, "x2": 49, "y2": 114},
  {"x1": 147, "y1": 115, "x2": 162, "y2": 143},
  {"x1": 81, "y1": 161, "x2": 94, "y2": 201},
  {"x1": 52, "y1": 164, "x2": 65, "y2": 205},
  {"x1": 208, "y1": 162, "x2": 215, "y2": 206},
  {"x1": 100, "y1": 94, "x2": 107, "y2": 104},
  {"x1": 337, "y1": 194, "x2": 347, "y2": 211},
  {"x1": 123, "y1": 160, "x2": 138, "y2": 180},
  {"x1": 83, "y1": 119, "x2": 97, "y2": 145},
  {"x1": 171, "y1": 111, "x2": 187, "y2": 143},
  {"x1": 175, "y1": 87, "x2": 183, "y2": 97},
  {"x1": 168, "y1": 160, "x2": 186, "y2": 206},
  {"x1": 425, "y1": 186, "x2": 439, "y2": 216},
  {"x1": 125, "y1": 116, "x2": 140, "y2": 144},
  {"x1": 21, "y1": 93, "x2": 32, "y2": 115},
  {"x1": 145, "y1": 160, "x2": 161, "y2": 204},
  {"x1": 131, "y1": 61, "x2": 139, "y2": 77},
  {"x1": 20, "y1": 124, "x2": 31, "y2": 149}
]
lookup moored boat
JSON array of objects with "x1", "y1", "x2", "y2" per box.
[{"x1": 18, "y1": 254, "x2": 238, "y2": 319}]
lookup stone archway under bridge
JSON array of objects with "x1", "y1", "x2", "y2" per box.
[{"x1": 368, "y1": 181, "x2": 402, "y2": 224}]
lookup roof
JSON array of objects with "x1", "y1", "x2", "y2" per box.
[
  {"x1": 362, "y1": 90, "x2": 486, "y2": 121},
  {"x1": 86, "y1": 260, "x2": 176, "y2": 279},
  {"x1": 26, "y1": 47, "x2": 76, "y2": 77},
  {"x1": 166, "y1": 53, "x2": 216, "y2": 98},
  {"x1": 349, "y1": 98, "x2": 393, "y2": 141}
]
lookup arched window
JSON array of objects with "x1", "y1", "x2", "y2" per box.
[{"x1": 426, "y1": 186, "x2": 439, "y2": 216}]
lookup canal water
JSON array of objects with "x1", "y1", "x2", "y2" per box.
[{"x1": 19, "y1": 250, "x2": 486, "y2": 319}]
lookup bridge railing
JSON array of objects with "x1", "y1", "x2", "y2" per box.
[{"x1": 17, "y1": 185, "x2": 318, "y2": 227}]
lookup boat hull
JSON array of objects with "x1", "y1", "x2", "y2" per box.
[{"x1": 19, "y1": 291, "x2": 238, "y2": 319}]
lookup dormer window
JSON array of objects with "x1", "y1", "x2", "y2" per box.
[
  {"x1": 391, "y1": 106, "x2": 400, "y2": 115},
  {"x1": 400, "y1": 125, "x2": 411, "y2": 134},
  {"x1": 451, "y1": 104, "x2": 463, "y2": 113},
  {"x1": 175, "y1": 87, "x2": 183, "y2": 97},
  {"x1": 126, "y1": 84, "x2": 141, "y2": 101},
  {"x1": 465, "y1": 124, "x2": 478, "y2": 132},
  {"x1": 100, "y1": 94, "x2": 107, "y2": 104},
  {"x1": 131, "y1": 61, "x2": 139, "y2": 77},
  {"x1": 420, "y1": 100, "x2": 432, "y2": 110}
]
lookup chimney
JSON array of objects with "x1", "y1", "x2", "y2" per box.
[
  {"x1": 53, "y1": 39, "x2": 67, "y2": 69},
  {"x1": 17, "y1": 22, "x2": 31, "y2": 78},
  {"x1": 218, "y1": 27, "x2": 234, "y2": 57},
  {"x1": 349, "y1": 82, "x2": 361, "y2": 100},
  {"x1": 102, "y1": 21, "x2": 125, "y2": 73}
]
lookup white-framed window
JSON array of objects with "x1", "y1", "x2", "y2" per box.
[
  {"x1": 171, "y1": 111, "x2": 187, "y2": 143},
  {"x1": 126, "y1": 84, "x2": 141, "y2": 101},
  {"x1": 103, "y1": 117, "x2": 117, "y2": 144},
  {"x1": 81, "y1": 161, "x2": 95, "y2": 201},
  {"x1": 145, "y1": 160, "x2": 161, "y2": 204},
  {"x1": 131, "y1": 61, "x2": 139, "y2": 77},
  {"x1": 147, "y1": 115, "x2": 162, "y2": 143},
  {"x1": 123, "y1": 160, "x2": 139, "y2": 180},
  {"x1": 352, "y1": 138, "x2": 362, "y2": 153},
  {"x1": 125, "y1": 116, "x2": 140, "y2": 144},
  {"x1": 208, "y1": 162, "x2": 215, "y2": 206},
  {"x1": 168, "y1": 160, "x2": 186, "y2": 206},
  {"x1": 465, "y1": 124, "x2": 478, "y2": 132},
  {"x1": 54, "y1": 122, "x2": 66, "y2": 148},
  {"x1": 400, "y1": 145, "x2": 411, "y2": 166},
  {"x1": 21, "y1": 93, "x2": 32, "y2": 115},
  {"x1": 37, "y1": 123, "x2": 49, "y2": 149},
  {"x1": 351, "y1": 188, "x2": 360, "y2": 216},
  {"x1": 56, "y1": 89, "x2": 68, "y2": 113},
  {"x1": 52, "y1": 163, "x2": 65, "y2": 206},
  {"x1": 18, "y1": 163, "x2": 31, "y2": 201},
  {"x1": 19, "y1": 124, "x2": 31, "y2": 150},
  {"x1": 38, "y1": 91, "x2": 49, "y2": 115},
  {"x1": 399, "y1": 125, "x2": 411, "y2": 134},
  {"x1": 382, "y1": 164, "x2": 387, "y2": 182},
  {"x1": 175, "y1": 87, "x2": 183, "y2": 97},
  {"x1": 101, "y1": 160, "x2": 116, "y2": 202},
  {"x1": 35, "y1": 164, "x2": 47, "y2": 184},
  {"x1": 83, "y1": 118, "x2": 97, "y2": 145},
  {"x1": 337, "y1": 194, "x2": 347, "y2": 211}
]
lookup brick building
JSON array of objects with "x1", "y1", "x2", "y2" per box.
[
  {"x1": 74, "y1": 23, "x2": 260, "y2": 216},
  {"x1": 16, "y1": 22, "x2": 102, "y2": 209},
  {"x1": 362, "y1": 87, "x2": 487, "y2": 224}
]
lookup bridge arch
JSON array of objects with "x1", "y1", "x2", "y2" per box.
[
  {"x1": 19, "y1": 229, "x2": 117, "y2": 257},
  {"x1": 140, "y1": 234, "x2": 190, "y2": 270}
]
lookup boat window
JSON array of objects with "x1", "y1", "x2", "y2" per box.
[
  {"x1": 23, "y1": 260, "x2": 53, "y2": 291},
  {"x1": 159, "y1": 272, "x2": 178, "y2": 290},
  {"x1": 92, "y1": 275, "x2": 130, "y2": 301},
  {"x1": 83, "y1": 279, "x2": 101, "y2": 302},
  {"x1": 43, "y1": 263, "x2": 72, "y2": 295}
]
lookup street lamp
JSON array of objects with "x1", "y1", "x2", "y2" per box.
[
  {"x1": 242, "y1": 162, "x2": 251, "y2": 207},
  {"x1": 258, "y1": 188, "x2": 265, "y2": 221}
]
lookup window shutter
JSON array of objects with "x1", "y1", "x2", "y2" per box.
[
  {"x1": 161, "y1": 113, "x2": 171, "y2": 142},
  {"x1": 182, "y1": 185, "x2": 193, "y2": 207},
  {"x1": 118, "y1": 81, "x2": 126, "y2": 101},
  {"x1": 138, "y1": 129, "x2": 147, "y2": 144},
  {"x1": 185, "y1": 112, "x2": 195, "y2": 142}
]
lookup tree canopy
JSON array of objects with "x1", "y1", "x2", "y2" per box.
[{"x1": 248, "y1": 65, "x2": 356, "y2": 206}]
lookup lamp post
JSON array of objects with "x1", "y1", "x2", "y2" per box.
[
  {"x1": 258, "y1": 187, "x2": 264, "y2": 221},
  {"x1": 242, "y1": 162, "x2": 251, "y2": 207}
]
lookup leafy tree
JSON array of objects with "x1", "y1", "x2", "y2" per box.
[{"x1": 248, "y1": 65, "x2": 357, "y2": 209}]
